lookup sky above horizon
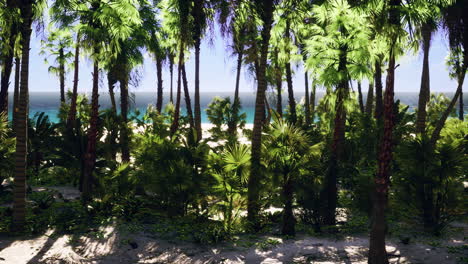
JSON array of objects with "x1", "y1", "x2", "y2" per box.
[{"x1": 22, "y1": 29, "x2": 465, "y2": 95}]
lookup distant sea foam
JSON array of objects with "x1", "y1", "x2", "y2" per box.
[{"x1": 7, "y1": 91, "x2": 468, "y2": 123}]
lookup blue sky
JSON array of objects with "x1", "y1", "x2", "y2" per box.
[{"x1": 25, "y1": 29, "x2": 463, "y2": 95}]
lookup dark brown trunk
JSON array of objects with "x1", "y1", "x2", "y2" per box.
[
  {"x1": 82, "y1": 60, "x2": 99, "y2": 202},
  {"x1": 182, "y1": 63, "x2": 194, "y2": 129},
  {"x1": 265, "y1": 96, "x2": 271, "y2": 126},
  {"x1": 311, "y1": 83, "x2": 316, "y2": 122},
  {"x1": 304, "y1": 71, "x2": 311, "y2": 125},
  {"x1": 368, "y1": 2, "x2": 400, "y2": 262},
  {"x1": 323, "y1": 45, "x2": 348, "y2": 226},
  {"x1": 416, "y1": 25, "x2": 431, "y2": 134},
  {"x1": 366, "y1": 83, "x2": 374, "y2": 115},
  {"x1": 194, "y1": 39, "x2": 202, "y2": 141},
  {"x1": 357, "y1": 81, "x2": 364, "y2": 113},
  {"x1": 248, "y1": 0, "x2": 274, "y2": 231},
  {"x1": 13, "y1": 57, "x2": 20, "y2": 134},
  {"x1": 156, "y1": 56, "x2": 163, "y2": 112},
  {"x1": 281, "y1": 171, "x2": 295, "y2": 236},
  {"x1": 285, "y1": 21, "x2": 296, "y2": 124},
  {"x1": 67, "y1": 35, "x2": 80, "y2": 127},
  {"x1": 107, "y1": 70, "x2": 117, "y2": 113},
  {"x1": 374, "y1": 59, "x2": 383, "y2": 120},
  {"x1": 12, "y1": 0, "x2": 32, "y2": 232},
  {"x1": 0, "y1": 34, "x2": 16, "y2": 116},
  {"x1": 59, "y1": 48, "x2": 66, "y2": 103},
  {"x1": 170, "y1": 56, "x2": 174, "y2": 104},
  {"x1": 228, "y1": 50, "x2": 243, "y2": 136},
  {"x1": 170, "y1": 44, "x2": 184, "y2": 135},
  {"x1": 276, "y1": 67, "x2": 283, "y2": 116},
  {"x1": 120, "y1": 74, "x2": 130, "y2": 163},
  {"x1": 459, "y1": 90, "x2": 464, "y2": 121}
]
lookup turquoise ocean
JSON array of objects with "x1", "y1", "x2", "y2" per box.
[{"x1": 6, "y1": 91, "x2": 468, "y2": 123}]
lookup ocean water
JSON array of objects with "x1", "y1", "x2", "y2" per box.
[{"x1": 6, "y1": 91, "x2": 468, "y2": 124}]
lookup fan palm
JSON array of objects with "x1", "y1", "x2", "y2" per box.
[
  {"x1": 40, "y1": 27, "x2": 74, "y2": 104},
  {"x1": 305, "y1": 0, "x2": 371, "y2": 226},
  {"x1": 264, "y1": 116, "x2": 310, "y2": 236}
]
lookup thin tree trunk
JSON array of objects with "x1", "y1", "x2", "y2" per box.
[
  {"x1": 304, "y1": 71, "x2": 311, "y2": 125},
  {"x1": 285, "y1": 20, "x2": 296, "y2": 124},
  {"x1": 311, "y1": 83, "x2": 316, "y2": 122},
  {"x1": 248, "y1": 0, "x2": 274, "y2": 231},
  {"x1": 13, "y1": 57, "x2": 20, "y2": 134},
  {"x1": 12, "y1": 0, "x2": 32, "y2": 232},
  {"x1": 156, "y1": 56, "x2": 163, "y2": 112},
  {"x1": 0, "y1": 33, "x2": 16, "y2": 116},
  {"x1": 194, "y1": 39, "x2": 202, "y2": 141},
  {"x1": 276, "y1": 66, "x2": 283, "y2": 116},
  {"x1": 182, "y1": 63, "x2": 194, "y2": 129},
  {"x1": 170, "y1": 44, "x2": 184, "y2": 135},
  {"x1": 368, "y1": 2, "x2": 400, "y2": 262},
  {"x1": 59, "y1": 48, "x2": 66, "y2": 103},
  {"x1": 265, "y1": 96, "x2": 271, "y2": 126},
  {"x1": 228, "y1": 50, "x2": 243, "y2": 137},
  {"x1": 430, "y1": 69, "x2": 466, "y2": 146},
  {"x1": 282, "y1": 172, "x2": 295, "y2": 236},
  {"x1": 374, "y1": 59, "x2": 383, "y2": 120},
  {"x1": 170, "y1": 56, "x2": 174, "y2": 104},
  {"x1": 416, "y1": 25, "x2": 432, "y2": 134},
  {"x1": 82, "y1": 60, "x2": 100, "y2": 202},
  {"x1": 357, "y1": 81, "x2": 364, "y2": 113},
  {"x1": 108, "y1": 70, "x2": 117, "y2": 113},
  {"x1": 459, "y1": 90, "x2": 464, "y2": 121},
  {"x1": 67, "y1": 35, "x2": 80, "y2": 127},
  {"x1": 366, "y1": 83, "x2": 374, "y2": 115},
  {"x1": 120, "y1": 73, "x2": 130, "y2": 163}
]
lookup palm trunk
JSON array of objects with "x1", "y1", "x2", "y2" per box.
[
  {"x1": 416, "y1": 25, "x2": 431, "y2": 134},
  {"x1": 82, "y1": 59, "x2": 99, "y2": 202},
  {"x1": 282, "y1": 172, "x2": 295, "y2": 236},
  {"x1": 67, "y1": 35, "x2": 80, "y2": 127},
  {"x1": 374, "y1": 59, "x2": 383, "y2": 120},
  {"x1": 0, "y1": 33, "x2": 16, "y2": 116},
  {"x1": 13, "y1": 57, "x2": 20, "y2": 134},
  {"x1": 194, "y1": 39, "x2": 202, "y2": 141},
  {"x1": 107, "y1": 70, "x2": 117, "y2": 113},
  {"x1": 248, "y1": 0, "x2": 274, "y2": 231},
  {"x1": 120, "y1": 73, "x2": 130, "y2": 163},
  {"x1": 323, "y1": 46, "x2": 348, "y2": 226},
  {"x1": 304, "y1": 71, "x2": 311, "y2": 125},
  {"x1": 357, "y1": 81, "x2": 364, "y2": 113},
  {"x1": 156, "y1": 56, "x2": 163, "y2": 112},
  {"x1": 430, "y1": 68, "x2": 466, "y2": 145},
  {"x1": 275, "y1": 62, "x2": 283, "y2": 116},
  {"x1": 59, "y1": 48, "x2": 66, "y2": 103},
  {"x1": 265, "y1": 96, "x2": 271, "y2": 126},
  {"x1": 285, "y1": 21, "x2": 296, "y2": 124},
  {"x1": 12, "y1": 0, "x2": 32, "y2": 232},
  {"x1": 311, "y1": 83, "x2": 316, "y2": 122},
  {"x1": 228, "y1": 50, "x2": 243, "y2": 136},
  {"x1": 182, "y1": 63, "x2": 194, "y2": 129},
  {"x1": 365, "y1": 83, "x2": 374, "y2": 115},
  {"x1": 170, "y1": 55, "x2": 174, "y2": 104},
  {"x1": 170, "y1": 44, "x2": 183, "y2": 135},
  {"x1": 459, "y1": 90, "x2": 464, "y2": 121},
  {"x1": 368, "y1": 2, "x2": 400, "y2": 262}
]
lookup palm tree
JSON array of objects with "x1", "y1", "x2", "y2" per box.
[
  {"x1": 265, "y1": 116, "x2": 310, "y2": 236},
  {"x1": 247, "y1": 0, "x2": 275, "y2": 231},
  {"x1": 305, "y1": 0, "x2": 371, "y2": 226},
  {"x1": 12, "y1": 0, "x2": 35, "y2": 232},
  {"x1": 40, "y1": 28, "x2": 74, "y2": 104},
  {"x1": 0, "y1": 0, "x2": 20, "y2": 116},
  {"x1": 430, "y1": 0, "x2": 468, "y2": 144}
]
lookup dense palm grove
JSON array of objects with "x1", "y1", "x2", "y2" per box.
[{"x1": 0, "y1": 0, "x2": 467, "y2": 263}]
